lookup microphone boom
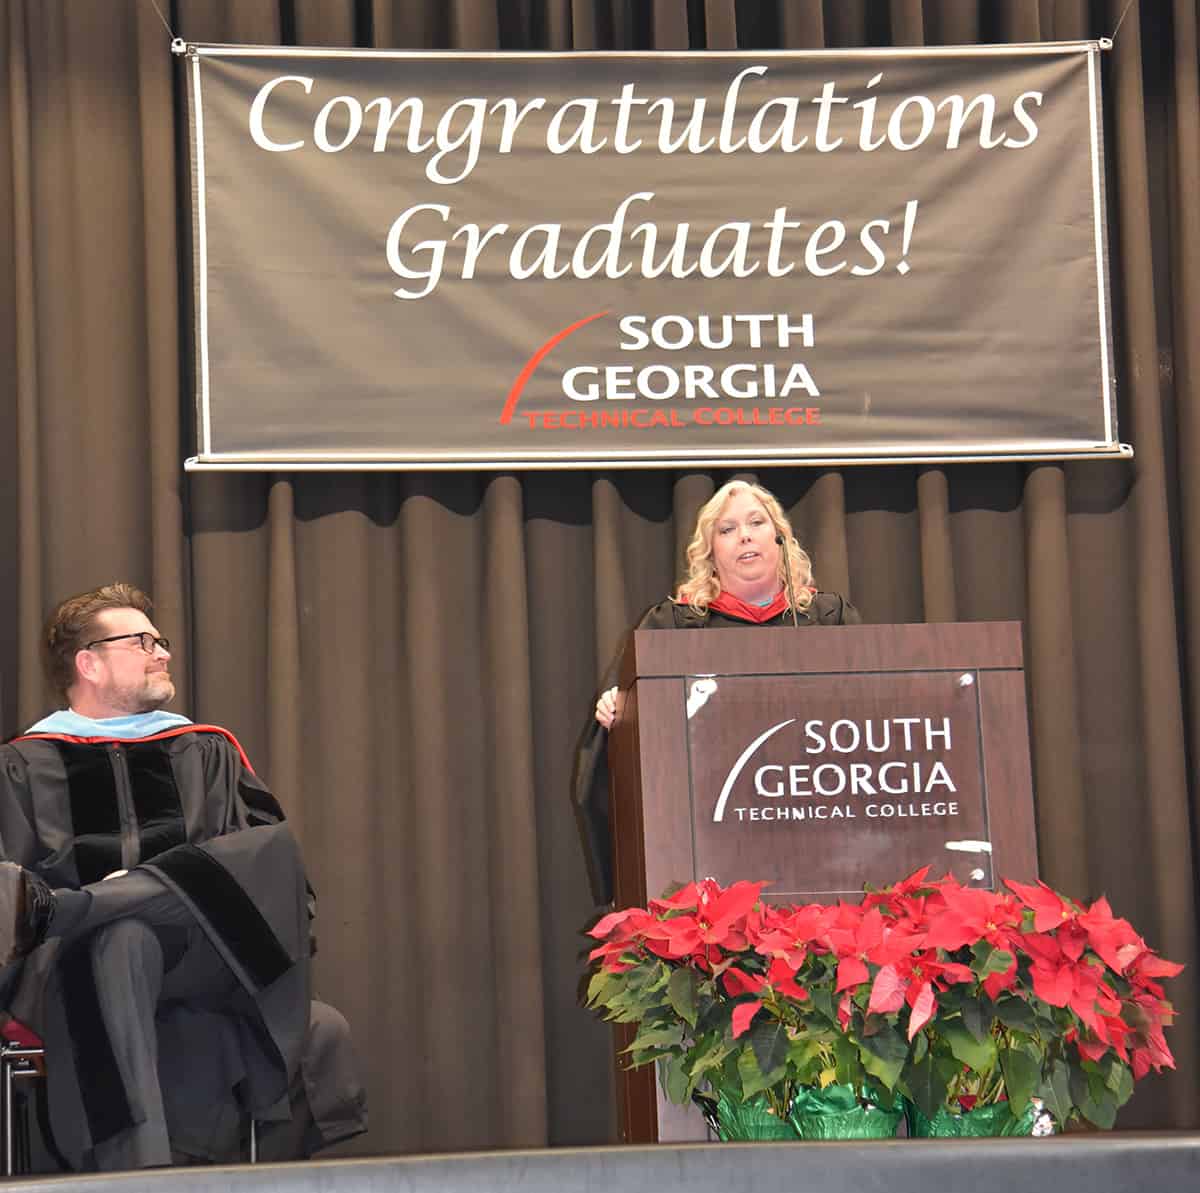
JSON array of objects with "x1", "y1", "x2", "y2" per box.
[{"x1": 775, "y1": 533, "x2": 802, "y2": 629}]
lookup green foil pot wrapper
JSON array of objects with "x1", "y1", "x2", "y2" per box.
[
  {"x1": 710, "y1": 1090, "x2": 796, "y2": 1141},
  {"x1": 789, "y1": 1084, "x2": 904, "y2": 1140},
  {"x1": 906, "y1": 1098, "x2": 1053, "y2": 1138}
]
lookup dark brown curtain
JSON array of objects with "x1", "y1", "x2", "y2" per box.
[{"x1": 0, "y1": 0, "x2": 1196, "y2": 1156}]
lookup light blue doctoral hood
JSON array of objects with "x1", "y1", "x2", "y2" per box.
[{"x1": 23, "y1": 709, "x2": 193, "y2": 739}]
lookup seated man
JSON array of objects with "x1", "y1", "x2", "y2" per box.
[{"x1": 0, "y1": 583, "x2": 367, "y2": 1169}]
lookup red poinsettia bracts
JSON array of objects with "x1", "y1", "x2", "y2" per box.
[
  {"x1": 753, "y1": 903, "x2": 829, "y2": 970},
  {"x1": 639, "y1": 879, "x2": 767, "y2": 966},
  {"x1": 724, "y1": 957, "x2": 810, "y2": 1037},
  {"x1": 587, "y1": 906, "x2": 657, "y2": 972},
  {"x1": 868, "y1": 950, "x2": 975, "y2": 1039},
  {"x1": 1076, "y1": 895, "x2": 1148, "y2": 974},
  {"x1": 823, "y1": 904, "x2": 928, "y2": 992},
  {"x1": 860, "y1": 864, "x2": 933, "y2": 914},
  {"x1": 922, "y1": 882, "x2": 1023, "y2": 953},
  {"x1": 1004, "y1": 877, "x2": 1079, "y2": 932},
  {"x1": 584, "y1": 867, "x2": 1183, "y2": 1129},
  {"x1": 1126, "y1": 948, "x2": 1186, "y2": 995}
]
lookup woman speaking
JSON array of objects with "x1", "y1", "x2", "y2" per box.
[{"x1": 574, "y1": 480, "x2": 859, "y2": 903}]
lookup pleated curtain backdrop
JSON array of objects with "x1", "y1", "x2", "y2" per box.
[{"x1": 0, "y1": 0, "x2": 1197, "y2": 1157}]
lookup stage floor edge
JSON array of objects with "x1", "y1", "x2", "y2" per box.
[{"x1": 12, "y1": 1133, "x2": 1199, "y2": 1193}]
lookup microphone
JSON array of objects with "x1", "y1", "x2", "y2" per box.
[{"x1": 775, "y1": 533, "x2": 801, "y2": 628}]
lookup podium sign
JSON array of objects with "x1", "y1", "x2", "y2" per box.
[
  {"x1": 608, "y1": 622, "x2": 1037, "y2": 1142},
  {"x1": 686, "y1": 670, "x2": 991, "y2": 897}
]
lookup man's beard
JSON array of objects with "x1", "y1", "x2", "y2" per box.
[
  {"x1": 138, "y1": 674, "x2": 176, "y2": 710},
  {"x1": 109, "y1": 674, "x2": 175, "y2": 713}
]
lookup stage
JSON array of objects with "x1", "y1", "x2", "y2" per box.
[{"x1": 11, "y1": 1135, "x2": 1199, "y2": 1193}]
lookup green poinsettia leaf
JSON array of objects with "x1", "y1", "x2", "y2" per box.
[
  {"x1": 586, "y1": 969, "x2": 615, "y2": 1007},
  {"x1": 737, "y1": 1044, "x2": 786, "y2": 1099},
  {"x1": 1082, "y1": 1092, "x2": 1118, "y2": 1130},
  {"x1": 607, "y1": 967, "x2": 672, "y2": 1021},
  {"x1": 1068, "y1": 1060, "x2": 1117, "y2": 1129},
  {"x1": 787, "y1": 1038, "x2": 825, "y2": 1087},
  {"x1": 806, "y1": 986, "x2": 834, "y2": 1022},
  {"x1": 970, "y1": 941, "x2": 1015, "y2": 978},
  {"x1": 667, "y1": 967, "x2": 700, "y2": 1027},
  {"x1": 603, "y1": 984, "x2": 660, "y2": 1022},
  {"x1": 998, "y1": 1039, "x2": 1040, "y2": 1113},
  {"x1": 832, "y1": 1031, "x2": 866, "y2": 1087},
  {"x1": 959, "y1": 997, "x2": 989, "y2": 1043},
  {"x1": 786, "y1": 1036, "x2": 821, "y2": 1064},
  {"x1": 623, "y1": 962, "x2": 668, "y2": 999},
  {"x1": 624, "y1": 1023, "x2": 684, "y2": 1053},
  {"x1": 687, "y1": 1043, "x2": 725, "y2": 1076},
  {"x1": 734, "y1": 1046, "x2": 758, "y2": 1094},
  {"x1": 1067, "y1": 1061, "x2": 1089, "y2": 1109},
  {"x1": 719, "y1": 1049, "x2": 742, "y2": 1082},
  {"x1": 1036, "y1": 1059, "x2": 1073, "y2": 1127},
  {"x1": 858, "y1": 1023, "x2": 907, "y2": 1089},
  {"x1": 1088, "y1": 1066, "x2": 1115, "y2": 1112},
  {"x1": 749, "y1": 1018, "x2": 790, "y2": 1077},
  {"x1": 659, "y1": 1054, "x2": 690, "y2": 1105},
  {"x1": 941, "y1": 1021, "x2": 997, "y2": 1073},
  {"x1": 911, "y1": 1030, "x2": 929, "y2": 1065},
  {"x1": 868, "y1": 1081, "x2": 899, "y2": 1112},
  {"x1": 695, "y1": 993, "x2": 727, "y2": 1034},
  {"x1": 1105, "y1": 1061, "x2": 1134, "y2": 1106},
  {"x1": 993, "y1": 995, "x2": 1037, "y2": 1034},
  {"x1": 900, "y1": 1052, "x2": 960, "y2": 1119},
  {"x1": 688, "y1": 1039, "x2": 735, "y2": 1092},
  {"x1": 859, "y1": 1011, "x2": 887, "y2": 1038}
]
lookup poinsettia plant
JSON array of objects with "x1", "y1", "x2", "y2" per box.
[{"x1": 583, "y1": 868, "x2": 1182, "y2": 1131}]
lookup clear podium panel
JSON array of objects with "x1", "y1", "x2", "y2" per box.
[{"x1": 684, "y1": 670, "x2": 991, "y2": 899}]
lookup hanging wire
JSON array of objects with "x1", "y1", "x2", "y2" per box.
[
  {"x1": 1109, "y1": 0, "x2": 1136, "y2": 43},
  {"x1": 146, "y1": 0, "x2": 177, "y2": 40}
]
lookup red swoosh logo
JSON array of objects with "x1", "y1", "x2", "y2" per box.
[{"x1": 500, "y1": 310, "x2": 609, "y2": 425}]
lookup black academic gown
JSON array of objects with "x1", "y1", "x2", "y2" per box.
[
  {"x1": 0, "y1": 726, "x2": 365, "y2": 1168},
  {"x1": 571, "y1": 592, "x2": 860, "y2": 905}
]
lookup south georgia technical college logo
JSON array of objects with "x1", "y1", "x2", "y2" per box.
[
  {"x1": 710, "y1": 714, "x2": 965, "y2": 826},
  {"x1": 499, "y1": 308, "x2": 825, "y2": 434}
]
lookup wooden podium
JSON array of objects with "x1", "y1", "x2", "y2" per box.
[{"x1": 607, "y1": 622, "x2": 1038, "y2": 1143}]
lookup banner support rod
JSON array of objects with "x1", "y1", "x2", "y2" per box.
[
  {"x1": 145, "y1": 0, "x2": 178, "y2": 42},
  {"x1": 1106, "y1": 0, "x2": 1136, "y2": 46},
  {"x1": 184, "y1": 446, "x2": 1135, "y2": 473}
]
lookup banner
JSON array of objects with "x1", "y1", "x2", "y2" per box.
[{"x1": 183, "y1": 43, "x2": 1124, "y2": 469}]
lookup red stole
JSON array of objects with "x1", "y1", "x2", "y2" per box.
[{"x1": 706, "y1": 589, "x2": 789, "y2": 623}]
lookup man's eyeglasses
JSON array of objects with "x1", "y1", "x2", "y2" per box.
[{"x1": 84, "y1": 632, "x2": 170, "y2": 655}]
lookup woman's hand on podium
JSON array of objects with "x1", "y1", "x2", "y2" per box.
[{"x1": 595, "y1": 686, "x2": 619, "y2": 729}]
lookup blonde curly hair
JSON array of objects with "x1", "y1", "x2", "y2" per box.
[{"x1": 675, "y1": 482, "x2": 814, "y2": 614}]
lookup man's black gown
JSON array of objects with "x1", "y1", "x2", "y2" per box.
[
  {"x1": 572, "y1": 592, "x2": 860, "y2": 906},
  {"x1": 0, "y1": 725, "x2": 367, "y2": 1169}
]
